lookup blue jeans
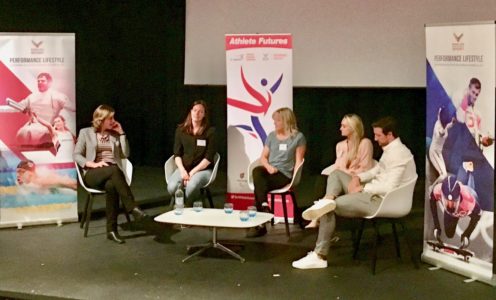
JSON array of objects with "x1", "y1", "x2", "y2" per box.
[{"x1": 167, "y1": 168, "x2": 212, "y2": 206}]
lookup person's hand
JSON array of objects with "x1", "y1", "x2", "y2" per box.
[
  {"x1": 460, "y1": 235, "x2": 470, "y2": 249},
  {"x1": 266, "y1": 164, "x2": 278, "y2": 174},
  {"x1": 180, "y1": 169, "x2": 190, "y2": 181},
  {"x1": 85, "y1": 161, "x2": 109, "y2": 168},
  {"x1": 347, "y1": 175, "x2": 362, "y2": 193},
  {"x1": 434, "y1": 228, "x2": 442, "y2": 243},
  {"x1": 111, "y1": 120, "x2": 124, "y2": 135},
  {"x1": 481, "y1": 136, "x2": 493, "y2": 147}
]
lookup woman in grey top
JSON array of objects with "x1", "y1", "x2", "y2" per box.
[{"x1": 250, "y1": 107, "x2": 306, "y2": 237}]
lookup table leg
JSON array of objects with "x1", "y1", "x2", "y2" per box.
[{"x1": 182, "y1": 227, "x2": 245, "y2": 263}]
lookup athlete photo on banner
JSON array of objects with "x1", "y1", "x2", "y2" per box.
[
  {"x1": 423, "y1": 22, "x2": 495, "y2": 284},
  {"x1": 225, "y1": 34, "x2": 293, "y2": 219},
  {"x1": 0, "y1": 33, "x2": 77, "y2": 228}
]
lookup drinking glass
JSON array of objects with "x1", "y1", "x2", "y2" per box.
[
  {"x1": 247, "y1": 206, "x2": 257, "y2": 218},
  {"x1": 224, "y1": 203, "x2": 234, "y2": 214},
  {"x1": 193, "y1": 201, "x2": 203, "y2": 212},
  {"x1": 239, "y1": 210, "x2": 249, "y2": 221},
  {"x1": 174, "y1": 203, "x2": 184, "y2": 215}
]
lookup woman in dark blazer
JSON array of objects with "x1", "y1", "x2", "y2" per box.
[{"x1": 74, "y1": 104, "x2": 147, "y2": 244}]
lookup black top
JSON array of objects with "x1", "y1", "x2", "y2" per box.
[{"x1": 173, "y1": 126, "x2": 216, "y2": 171}]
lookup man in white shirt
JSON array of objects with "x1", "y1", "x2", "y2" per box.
[{"x1": 292, "y1": 116, "x2": 417, "y2": 269}]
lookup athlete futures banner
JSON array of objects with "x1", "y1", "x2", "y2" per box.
[
  {"x1": 0, "y1": 33, "x2": 77, "y2": 228},
  {"x1": 225, "y1": 34, "x2": 293, "y2": 222},
  {"x1": 423, "y1": 22, "x2": 495, "y2": 285}
]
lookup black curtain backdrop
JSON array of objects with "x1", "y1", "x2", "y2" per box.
[{"x1": 0, "y1": 0, "x2": 425, "y2": 177}]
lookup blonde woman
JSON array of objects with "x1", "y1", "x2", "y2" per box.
[
  {"x1": 306, "y1": 114, "x2": 374, "y2": 228},
  {"x1": 74, "y1": 104, "x2": 147, "y2": 244},
  {"x1": 250, "y1": 107, "x2": 306, "y2": 237}
]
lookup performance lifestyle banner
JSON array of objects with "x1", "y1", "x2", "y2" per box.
[
  {"x1": 225, "y1": 34, "x2": 293, "y2": 221},
  {"x1": 0, "y1": 33, "x2": 77, "y2": 228},
  {"x1": 423, "y1": 22, "x2": 495, "y2": 285}
]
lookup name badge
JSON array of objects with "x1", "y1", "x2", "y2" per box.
[
  {"x1": 279, "y1": 144, "x2": 287, "y2": 151},
  {"x1": 197, "y1": 139, "x2": 206, "y2": 147}
]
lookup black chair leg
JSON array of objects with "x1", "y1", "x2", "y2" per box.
[
  {"x1": 270, "y1": 194, "x2": 275, "y2": 226},
  {"x1": 83, "y1": 195, "x2": 94, "y2": 237},
  {"x1": 80, "y1": 194, "x2": 90, "y2": 228},
  {"x1": 392, "y1": 222, "x2": 401, "y2": 258},
  {"x1": 371, "y1": 220, "x2": 380, "y2": 275},
  {"x1": 353, "y1": 219, "x2": 365, "y2": 259},
  {"x1": 281, "y1": 193, "x2": 290, "y2": 237},
  {"x1": 400, "y1": 220, "x2": 420, "y2": 269},
  {"x1": 206, "y1": 188, "x2": 214, "y2": 208}
]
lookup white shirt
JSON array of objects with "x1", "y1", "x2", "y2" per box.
[{"x1": 358, "y1": 138, "x2": 417, "y2": 197}]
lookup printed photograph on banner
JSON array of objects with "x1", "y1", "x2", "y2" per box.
[
  {"x1": 0, "y1": 33, "x2": 77, "y2": 228},
  {"x1": 225, "y1": 34, "x2": 293, "y2": 211},
  {"x1": 423, "y1": 23, "x2": 494, "y2": 280}
]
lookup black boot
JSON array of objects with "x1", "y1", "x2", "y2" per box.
[
  {"x1": 107, "y1": 231, "x2": 125, "y2": 244},
  {"x1": 246, "y1": 224, "x2": 267, "y2": 238},
  {"x1": 131, "y1": 207, "x2": 148, "y2": 221}
]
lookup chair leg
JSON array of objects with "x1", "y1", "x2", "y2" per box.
[
  {"x1": 392, "y1": 221, "x2": 401, "y2": 258},
  {"x1": 80, "y1": 194, "x2": 90, "y2": 229},
  {"x1": 281, "y1": 193, "x2": 290, "y2": 237},
  {"x1": 371, "y1": 220, "x2": 380, "y2": 275},
  {"x1": 83, "y1": 194, "x2": 95, "y2": 237},
  {"x1": 353, "y1": 219, "x2": 365, "y2": 259},
  {"x1": 124, "y1": 207, "x2": 131, "y2": 223},
  {"x1": 400, "y1": 220, "x2": 420, "y2": 269},
  {"x1": 290, "y1": 191, "x2": 304, "y2": 229},
  {"x1": 270, "y1": 194, "x2": 275, "y2": 226},
  {"x1": 205, "y1": 188, "x2": 214, "y2": 208}
]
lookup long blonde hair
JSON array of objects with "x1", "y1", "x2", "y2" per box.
[
  {"x1": 342, "y1": 114, "x2": 365, "y2": 164},
  {"x1": 273, "y1": 107, "x2": 298, "y2": 136},
  {"x1": 92, "y1": 104, "x2": 115, "y2": 130}
]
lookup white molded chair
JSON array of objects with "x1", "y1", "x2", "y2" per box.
[
  {"x1": 75, "y1": 159, "x2": 133, "y2": 237},
  {"x1": 164, "y1": 153, "x2": 220, "y2": 208},
  {"x1": 352, "y1": 174, "x2": 419, "y2": 274},
  {"x1": 247, "y1": 158, "x2": 305, "y2": 237}
]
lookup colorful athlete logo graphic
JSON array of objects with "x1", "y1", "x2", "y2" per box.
[{"x1": 227, "y1": 66, "x2": 283, "y2": 144}]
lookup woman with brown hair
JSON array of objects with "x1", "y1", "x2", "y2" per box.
[{"x1": 167, "y1": 100, "x2": 216, "y2": 206}]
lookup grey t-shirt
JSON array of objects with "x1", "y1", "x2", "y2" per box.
[{"x1": 265, "y1": 131, "x2": 306, "y2": 179}]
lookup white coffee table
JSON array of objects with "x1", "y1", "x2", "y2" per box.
[{"x1": 154, "y1": 208, "x2": 273, "y2": 263}]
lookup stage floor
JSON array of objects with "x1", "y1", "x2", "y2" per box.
[{"x1": 0, "y1": 166, "x2": 495, "y2": 299}]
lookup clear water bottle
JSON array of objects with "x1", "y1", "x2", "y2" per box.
[{"x1": 175, "y1": 181, "x2": 184, "y2": 206}]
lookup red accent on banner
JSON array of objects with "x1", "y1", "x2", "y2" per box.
[
  {"x1": 226, "y1": 34, "x2": 292, "y2": 50},
  {"x1": 226, "y1": 192, "x2": 294, "y2": 220},
  {"x1": 0, "y1": 61, "x2": 31, "y2": 105}
]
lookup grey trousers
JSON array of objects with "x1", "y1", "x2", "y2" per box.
[{"x1": 315, "y1": 170, "x2": 382, "y2": 256}]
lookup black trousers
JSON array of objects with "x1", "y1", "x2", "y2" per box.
[
  {"x1": 252, "y1": 166, "x2": 291, "y2": 211},
  {"x1": 84, "y1": 164, "x2": 137, "y2": 232}
]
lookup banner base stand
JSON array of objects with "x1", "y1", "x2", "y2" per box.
[
  {"x1": 0, "y1": 217, "x2": 78, "y2": 229},
  {"x1": 422, "y1": 252, "x2": 496, "y2": 286}
]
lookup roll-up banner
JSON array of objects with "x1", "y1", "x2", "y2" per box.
[
  {"x1": 0, "y1": 33, "x2": 77, "y2": 228},
  {"x1": 423, "y1": 22, "x2": 495, "y2": 285},
  {"x1": 225, "y1": 34, "x2": 293, "y2": 222}
]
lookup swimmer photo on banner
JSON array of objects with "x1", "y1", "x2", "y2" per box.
[{"x1": 0, "y1": 33, "x2": 77, "y2": 228}]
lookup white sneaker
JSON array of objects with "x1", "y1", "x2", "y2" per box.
[
  {"x1": 302, "y1": 199, "x2": 336, "y2": 221},
  {"x1": 292, "y1": 251, "x2": 328, "y2": 269}
]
